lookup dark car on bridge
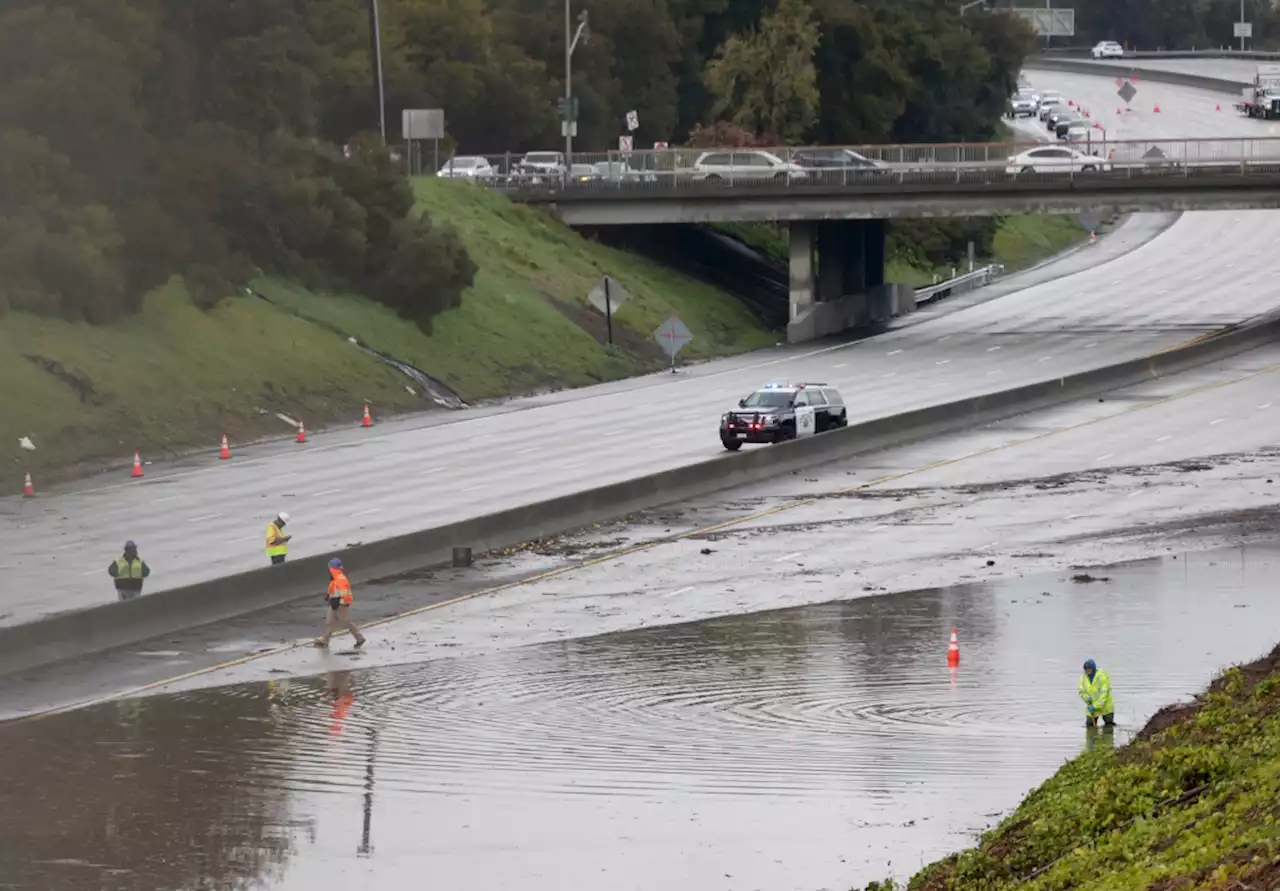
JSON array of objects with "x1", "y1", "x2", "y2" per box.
[
  {"x1": 791, "y1": 148, "x2": 887, "y2": 183},
  {"x1": 719, "y1": 381, "x2": 847, "y2": 450}
]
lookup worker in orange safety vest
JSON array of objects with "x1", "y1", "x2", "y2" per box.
[{"x1": 317, "y1": 558, "x2": 366, "y2": 649}]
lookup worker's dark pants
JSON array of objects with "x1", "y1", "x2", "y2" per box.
[
  {"x1": 115, "y1": 585, "x2": 143, "y2": 602},
  {"x1": 1086, "y1": 713, "x2": 1116, "y2": 729},
  {"x1": 271, "y1": 555, "x2": 286, "y2": 565}
]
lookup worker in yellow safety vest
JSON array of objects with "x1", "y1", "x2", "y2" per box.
[
  {"x1": 1079, "y1": 658, "x2": 1115, "y2": 729},
  {"x1": 107, "y1": 540, "x2": 151, "y2": 602},
  {"x1": 317, "y1": 558, "x2": 366, "y2": 649},
  {"x1": 265, "y1": 512, "x2": 292, "y2": 565}
]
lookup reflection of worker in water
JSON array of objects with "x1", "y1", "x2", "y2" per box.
[
  {"x1": 328, "y1": 670, "x2": 356, "y2": 737},
  {"x1": 1079, "y1": 658, "x2": 1115, "y2": 729},
  {"x1": 108, "y1": 540, "x2": 151, "y2": 601}
]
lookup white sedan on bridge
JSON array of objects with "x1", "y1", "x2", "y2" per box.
[{"x1": 1006, "y1": 145, "x2": 1111, "y2": 175}]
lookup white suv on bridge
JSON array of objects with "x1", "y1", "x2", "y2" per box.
[{"x1": 691, "y1": 150, "x2": 807, "y2": 183}]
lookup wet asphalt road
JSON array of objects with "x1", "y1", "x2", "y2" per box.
[
  {"x1": 3, "y1": 546, "x2": 1279, "y2": 891},
  {"x1": 6, "y1": 70, "x2": 1280, "y2": 625},
  {"x1": 4, "y1": 340, "x2": 1278, "y2": 720}
]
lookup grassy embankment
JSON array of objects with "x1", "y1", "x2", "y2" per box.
[
  {"x1": 861, "y1": 645, "x2": 1280, "y2": 891},
  {"x1": 1, "y1": 178, "x2": 771, "y2": 481}
]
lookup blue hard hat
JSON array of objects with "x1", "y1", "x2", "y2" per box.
[
  {"x1": 328, "y1": 558, "x2": 343, "y2": 569},
  {"x1": 124, "y1": 540, "x2": 137, "y2": 550},
  {"x1": 1083, "y1": 658, "x2": 1096, "y2": 671}
]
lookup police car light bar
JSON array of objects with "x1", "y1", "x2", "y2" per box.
[{"x1": 761, "y1": 380, "x2": 790, "y2": 389}]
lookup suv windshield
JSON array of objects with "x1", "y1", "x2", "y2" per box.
[{"x1": 741, "y1": 390, "x2": 793, "y2": 408}]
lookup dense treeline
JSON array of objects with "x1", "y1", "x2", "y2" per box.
[
  {"x1": 0, "y1": 0, "x2": 1035, "y2": 327},
  {"x1": 1064, "y1": 0, "x2": 1280, "y2": 50}
]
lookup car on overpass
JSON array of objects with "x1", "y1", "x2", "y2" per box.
[
  {"x1": 691, "y1": 150, "x2": 808, "y2": 184},
  {"x1": 719, "y1": 381, "x2": 847, "y2": 450},
  {"x1": 1091, "y1": 40, "x2": 1124, "y2": 59},
  {"x1": 1006, "y1": 145, "x2": 1110, "y2": 175},
  {"x1": 438, "y1": 155, "x2": 497, "y2": 181},
  {"x1": 790, "y1": 148, "x2": 887, "y2": 181}
]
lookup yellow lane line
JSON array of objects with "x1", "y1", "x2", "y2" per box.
[{"x1": 14, "y1": 353, "x2": 1280, "y2": 724}]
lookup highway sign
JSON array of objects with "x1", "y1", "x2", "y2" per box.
[
  {"x1": 1117, "y1": 80, "x2": 1137, "y2": 105},
  {"x1": 654, "y1": 315, "x2": 693, "y2": 370},
  {"x1": 1235, "y1": 21, "x2": 1253, "y2": 38},
  {"x1": 619, "y1": 135, "x2": 633, "y2": 152},
  {"x1": 654, "y1": 141, "x2": 669, "y2": 149},
  {"x1": 589, "y1": 275, "x2": 631, "y2": 344},
  {"x1": 625, "y1": 110, "x2": 639, "y2": 131}
]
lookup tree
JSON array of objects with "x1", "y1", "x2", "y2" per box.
[{"x1": 702, "y1": 0, "x2": 820, "y2": 142}]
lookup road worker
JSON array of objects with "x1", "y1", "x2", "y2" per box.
[
  {"x1": 1079, "y1": 658, "x2": 1115, "y2": 728},
  {"x1": 107, "y1": 540, "x2": 151, "y2": 602},
  {"x1": 265, "y1": 512, "x2": 292, "y2": 565},
  {"x1": 318, "y1": 557, "x2": 366, "y2": 649}
]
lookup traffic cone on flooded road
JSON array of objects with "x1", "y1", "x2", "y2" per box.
[
  {"x1": 1089, "y1": 230, "x2": 1097, "y2": 245},
  {"x1": 1153, "y1": 104, "x2": 1161, "y2": 113},
  {"x1": 131, "y1": 451, "x2": 144, "y2": 478},
  {"x1": 219, "y1": 433, "x2": 231, "y2": 460},
  {"x1": 22, "y1": 473, "x2": 34, "y2": 497},
  {"x1": 947, "y1": 628, "x2": 960, "y2": 667},
  {"x1": 362, "y1": 403, "x2": 373, "y2": 428},
  {"x1": 296, "y1": 421, "x2": 307, "y2": 443}
]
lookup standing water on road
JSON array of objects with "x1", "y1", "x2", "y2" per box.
[{"x1": 3, "y1": 546, "x2": 1279, "y2": 891}]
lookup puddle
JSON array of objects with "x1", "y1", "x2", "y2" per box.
[{"x1": 2, "y1": 546, "x2": 1278, "y2": 890}]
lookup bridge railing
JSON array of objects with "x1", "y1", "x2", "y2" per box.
[
  {"x1": 914, "y1": 265, "x2": 1005, "y2": 306},
  {"x1": 436, "y1": 136, "x2": 1280, "y2": 194}
]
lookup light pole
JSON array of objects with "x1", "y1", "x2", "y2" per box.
[
  {"x1": 1240, "y1": 0, "x2": 1247, "y2": 52},
  {"x1": 563, "y1": 3, "x2": 589, "y2": 166},
  {"x1": 367, "y1": 0, "x2": 387, "y2": 143}
]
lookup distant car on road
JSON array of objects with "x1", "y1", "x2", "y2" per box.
[
  {"x1": 1008, "y1": 94, "x2": 1038, "y2": 117},
  {"x1": 1037, "y1": 93, "x2": 1065, "y2": 119},
  {"x1": 719, "y1": 381, "x2": 847, "y2": 450},
  {"x1": 438, "y1": 156, "x2": 496, "y2": 181},
  {"x1": 1006, "y1": 145, "x2": 1110, "y2": 175},
  {"x1": 1091, "y1": 41, "x2": 1124, "y2": 59},
  {"x1": 692, "y1": 150, "x2": 808, "y2": 184},
  {"x1": 791, "y1": 148, "x2": 887, "y2": 181}
]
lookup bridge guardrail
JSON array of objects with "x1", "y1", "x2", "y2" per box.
[
  {"x1": 1024, "y1": 56, "x2": 1250, "y2": 93},
  {"x1": 914, "y1": 265, "x2": 1005, "y2": 306}
]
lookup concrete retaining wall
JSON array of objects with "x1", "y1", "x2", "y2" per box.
[
  {"x1": 3, "y1": 315, "x2": 1278, "y2": 678},
  {"x1": 1025, "y1": 57, "x2": 1249, "y2": 93}
]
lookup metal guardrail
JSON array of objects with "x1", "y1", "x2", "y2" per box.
[
  {"x1": 433, "y1": 136, "x2": 1280, "y2": 197},
  {"x1": 914, "y1": 265, "x2": 1005, "y2": 306},
  {"x1": 1038, "y1": 48, "x2": 1280, "y2": 61}
]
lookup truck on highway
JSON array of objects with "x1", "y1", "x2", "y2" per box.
[{"x1": 1236, "y1": 65, "x2": 1280, "y2": 119}]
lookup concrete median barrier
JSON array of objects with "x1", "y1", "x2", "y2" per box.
[
  {"x1": 1025, "y1": 57, "x2": 1249, "y2": 94},
  {"x1": 3, "y1": 314, "x2": 1279, "y2": 678}
]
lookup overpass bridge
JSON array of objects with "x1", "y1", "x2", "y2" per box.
[{"x1": 479, "y1": 136, "x2": 1280, "y2": 344}]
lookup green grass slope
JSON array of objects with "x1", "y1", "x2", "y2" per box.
[
  {"x1": 1, "y1": 179, "x2": 772, "y2": 482},
  {"x1": 861, "y1": 645, "x2": 1280, "y2": 891}
]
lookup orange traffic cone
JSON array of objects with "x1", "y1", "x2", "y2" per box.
[
  {"x1": 296, "y1": 421, "x2": 307, "y2": 443},
  {"x1": 1215, "y1": 104, "x2": 1221, "y2": 111},
  {"x1": 131, "y1": 451, "x2": 144, "y2": 478},
  {"x1": 1089, "y1": 230, "x2": 1097, "y2": 245},
  {"x1": 947, "y1": 628, "x2": 960, "y2": 667},
  {"x1": 1116, "y1": 107, "x2": 1122, "y2": 115},
  {"x1": 362, "y1": 403, "x2": 373, "y2": 428},
  {"x1": 1153, "y1": 104, "x2": 1161, "y2": 113},
  {"x1": 1068, "y1": 99, "x2": 1074, "y2": 106},
  {"x1": 22, "y1": 473, "x2": 34, "y2": 497},
  {"x1": 219, "y1": 433, "x2": 231, "y2": 460}
]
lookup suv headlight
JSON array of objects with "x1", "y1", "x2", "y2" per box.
[{"x1": 761, "y1": 414, "x2": 776, "y2": 424}]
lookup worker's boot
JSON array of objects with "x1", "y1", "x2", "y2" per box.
[{"x1": 354, "y1": 636, "x2": 367, "y2": 649}]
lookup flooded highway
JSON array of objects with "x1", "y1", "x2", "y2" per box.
[{"x1": 4, "y1": 546, "x2": 1279, "y2": 891}]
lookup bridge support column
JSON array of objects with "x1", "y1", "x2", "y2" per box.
[
  {"x1": 789, "y1": 221, "x2": 815, "y2": 322},
  {"x1": 788, "y1": 218, "x2": 909, "y2": 344}
]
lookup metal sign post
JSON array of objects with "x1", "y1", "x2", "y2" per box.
[
  {"x1": 588, "y1": 276, "x2": 631, "y2": 345},
  {"x1": 653, "y1": 315, "x2": 693, "y2": 372}
]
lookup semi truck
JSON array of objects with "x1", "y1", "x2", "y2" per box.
[{"x1": 1236, "y1": 64, "x2": 1280, "y2": 118}]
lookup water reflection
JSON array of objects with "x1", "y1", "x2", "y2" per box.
[{"x1": 2, "y1": 546, "x2": 1278, "y2": 891}]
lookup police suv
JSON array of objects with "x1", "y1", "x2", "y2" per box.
[{"x1": 719, "y1": 381, "x2": 848, "y2": 450}]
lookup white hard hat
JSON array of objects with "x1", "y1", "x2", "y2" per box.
[{"x1": 277, "y1": 511, "x2": 291, "y2": 523}]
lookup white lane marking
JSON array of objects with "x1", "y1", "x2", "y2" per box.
[
  {"x1": 1209, "y1": 418, "x2": 1225, "y2": 426},
  {"x1": 1085, "y1": 342, "x2": 1098, "y2": 349},
  {"x1": 775, "y1": 551, "x2": 804, "y2": 563},
  {"x1": 516, "y1": 447, "x2": 541, "y2": 455},
  {"x1": 152, "y1": 495, "x2": 183, "y2": 504},
  {"x1": 312, "y1": 489, "x2": 342, "y2": 498},
  {"x1": 80, "y1": 568, "x2": 103, "y2": 576},
  {"x1": 1156, "y1": 434, "x2": 1172, "y2": 443},
  {"x1": 353, "y1": 508, "x2": 382, "y2": 518},
  {"x1": 664, "y1": 585, "x2": 695, "y2": 599},
  {"x1": 986, "y1": 345, "x2": 1002, "y2": 352},
  {"x1": 1258, "y1": 402, "x2": 1272, "y2": 409},
  {"x1": 51, "y1": 543, "x2": 79, "y2": 553},
  {"x1": 888, "y1": 349, "x2": 903, "y2": 356},
  {"x1": 936, "y1": 359, "x2": 951, "y2": 365},
  {"x1": 870, "y1": 524, "x2": 888, "y2": 532},
  {"x1": 227, "y1": 537, "x2": 257, "y2": 545},
  {"x1": 986, "y1": 368, "x2": 1003, "y2": 375},
  {"x1": 462, "y1": 484, "x2": 487, "y2": 492},
  {"x1": 188, "y1": 513, "x2": 223, "y2": 523},
  {"x1": 1038, "y1": 356, "x2": 1053, "y2": 362},
  {"x1": 833, "y1": 363, "x2": 847, "y2": 369},
  {"x1": 420, "y1": 467, "x2": 445, "y2": 475},
  {"x1": 1128, "y1": 490, "x2": 1144, "y2": 498},
  {"x1": 881, "y1": 372, "x2": 897, "y2": 379},
  {"x1": 1065, "y1": 514, "x2": 1080, "y2": 521},
  {"x1": 561, "y1": 462, "x2": 586, "y2": 471},
  {"x1": 274, "y1": 473, "x2": 298, "y2": 483},
  {"x1": 1096, "y1": 453, "x2": 1114, "y2": 462},
  {"x1": 601, "y1": 430, "x2": 625, "y2": 437}
]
